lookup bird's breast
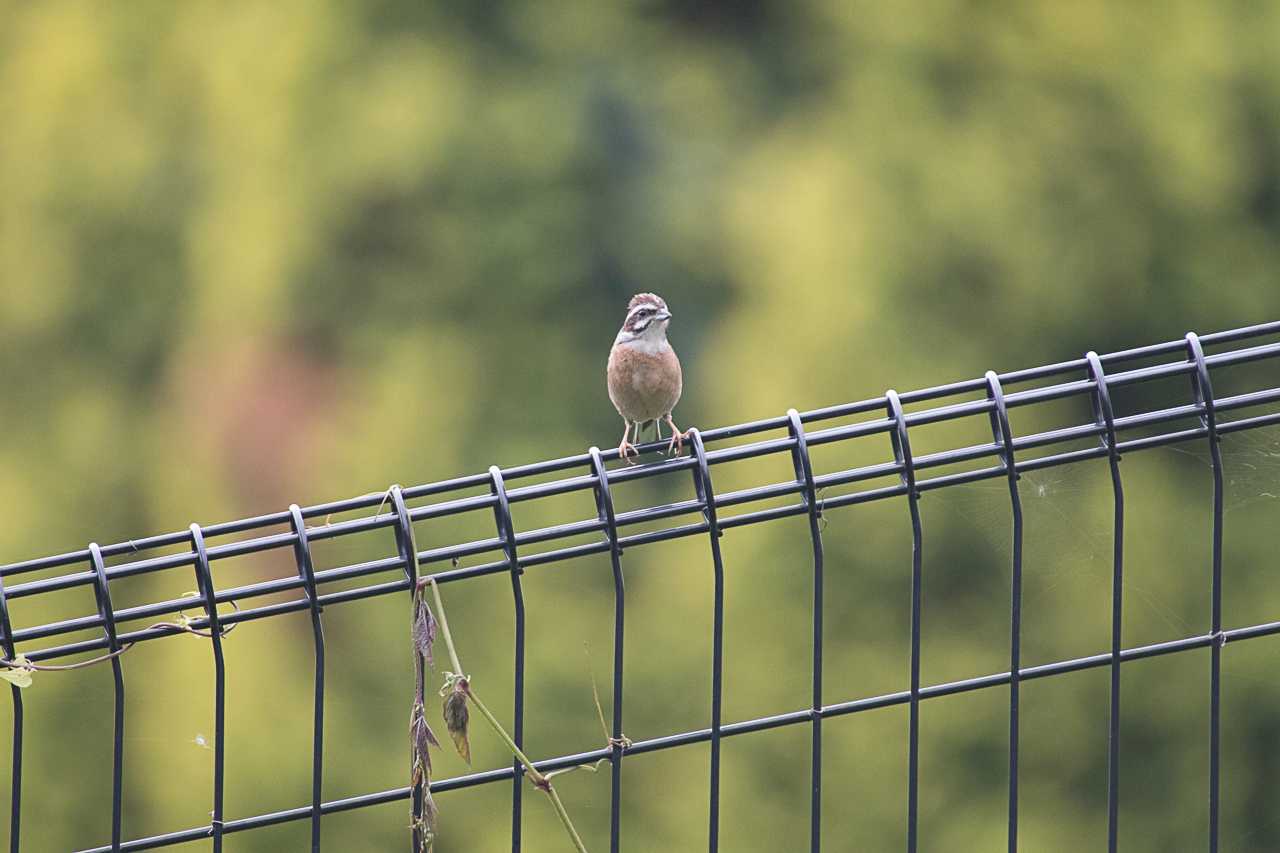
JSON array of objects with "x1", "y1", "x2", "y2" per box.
[{"x1": 607, "y1": 343, "x2": 683, "y2": 420}]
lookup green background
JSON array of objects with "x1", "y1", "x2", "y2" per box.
[{"x1": 1, "y1": 1, "x2": 1279, "y2": 850}]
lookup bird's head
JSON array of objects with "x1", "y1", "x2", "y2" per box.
[{"x1": 617, "y1": 293, "x2": 672, "y2": 343}]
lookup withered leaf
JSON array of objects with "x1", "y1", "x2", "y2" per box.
[
  {"x1": 412, "y1": 594, "x2": 439, "y2": 668},
  {"x1": 443, "y1": 682, "x2": 471, "y2": 765},
  {"x1": 421, "y1": 789, "x2": 439, "y2": 833},
  {"x1": 410, "y1": 700, "x2": 440, "y2": 777},
  {"x1": 413, "y1": 789, "x2": 439, "y2": 853}
]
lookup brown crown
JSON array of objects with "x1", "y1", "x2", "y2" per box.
[{"x1": 627, "y1": 293, "x2": 667, "y2": 312}]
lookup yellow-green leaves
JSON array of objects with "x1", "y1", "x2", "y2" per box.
[{"x1": 0, "y1": 656, "x2": 35, "y2": 688}]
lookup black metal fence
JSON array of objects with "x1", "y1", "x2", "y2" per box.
[{"x1": 2, "y1": 322, "x2": 1279, "y2": 852}]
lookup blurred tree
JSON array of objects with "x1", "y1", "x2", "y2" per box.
[{"x1": 0, "y1": 0, "x2": 1277, "y2": 849}]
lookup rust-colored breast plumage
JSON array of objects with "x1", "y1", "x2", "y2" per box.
[{"x1": 607, "y1": 343, "x2": 683, "y2": 422}]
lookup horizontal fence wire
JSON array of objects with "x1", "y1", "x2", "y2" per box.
[{"x1": 0, "y1": 321, "x2": 1276, "y2": 851}]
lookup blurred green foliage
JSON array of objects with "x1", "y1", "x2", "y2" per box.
[{"x1": 1, "y1": 1, "x2": 1279, "y2": 850}]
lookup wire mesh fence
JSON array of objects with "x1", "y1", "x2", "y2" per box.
[{"x1": 2, "y1": 322, "x2": 1279, "y2": 852}]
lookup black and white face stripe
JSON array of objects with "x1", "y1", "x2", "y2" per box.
[
  {"x1": 621, "y1": 293, "x2": 671, "y2": 333},
  {"x1": 623, "y1": 303, "x2": 664, "y2": 333}
]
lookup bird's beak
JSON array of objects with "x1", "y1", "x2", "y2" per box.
[{"x1": 655, "y1": 309, "x2": 672, "y2": 322}]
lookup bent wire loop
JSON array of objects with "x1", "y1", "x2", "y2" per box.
[
  {"x1": 984, "y1": 371, "x2": 1024, "y2": 853},
  {"x1": 786, "y1": 408, "x2": 825, "y2": 853},
  {"x1": 885, "y1": 390, "x2": 923, "y2": 853},
  {"x1": 1085, "y1": 350, "x2": 1125, "y2": 853},
  {"x1": 289, "y1": 505, "x2": 326, "y2": 853},
  {"x1": 1186, "y1": 331, "x2": 1225, "y2": 852},
  {"x1": 588, "y1": 446, "x2": 628, "y2": 853},
  {"x1": 388, "y1": 484, "x2": 425, "y2": 853},
  {"x1": 389, "y1": 486, "x2": 419, "y2": 591},
  {"x1": 488, "y1": 466, "x2": 527, "y2": 852},
  {"x1": 189, "y1": 524, "x2": 227, "y2": 850},
  {"x1": 686, "y1": 427, "x2": 726, "y2": 853},
  {"x1": 89, "y1": 543, "x2": 126, "y2": 852},
  {"x1": 0, "y1": 564, "x2": 20, "y2": 853}
]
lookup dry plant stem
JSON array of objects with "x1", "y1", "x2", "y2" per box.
[
  {"x1": 544, "y1": 785, "x2": 589, "y2": 853},
  {"x1": 0, "y1": 603, "x2": 239, "y2": 680},
  {"x1": 427, "y1": 578, "x2": 465, "y2": 675},
  {"x1": 461, "y1": 687, "x2": 547, "y2": 788},
  {"x1": 1, "y1": 645, "x2": 132, "y2": 672},
  {"x1": 425, "y1": 577, "x2": 589, "y2": 853}
]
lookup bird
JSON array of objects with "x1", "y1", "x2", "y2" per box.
[{"x1": 607, "y1": 293, "x2": 685, "y2": 464}]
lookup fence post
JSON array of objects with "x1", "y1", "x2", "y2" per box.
[
  {"x1": 288, "y1": 506, "x2": 327, "y2": 852},
  {"x1": 1085, "y1": 351, "x2": 1125, "y2": 853},
  {"x1": 984, "y1": 372, "x2": 1023, "y2": 853},
  {"x1": 687, "y1": 428, "x2": 725, "y2": 853},
  {"x1": 489, "y1": 467, "x2": 527, "y2": 852},
  {"x1": 589, "y1": 446, "x2": 628, "y2": 853},
  {"x1": 786, "y1": 409, "x2": 825, "y2": 853},
  {"x1": 885, "y1": 391, "x2": 922, "y2": 853},
  {"x1": 88, "y1": 543, "x2": 125, "y2": 852},
  {"x1": 1185, "y1": 332, "x2": 1224, "y2": 853},
  {"x1": 0, "y1": 559, "x2": 21, "y2": 853}
]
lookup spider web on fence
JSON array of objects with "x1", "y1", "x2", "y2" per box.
[
  {"x1": 932, "y1": 425, "x2": 1280, "y2": 640},
  {"x1": 1162, "y1": 422, "x2": 1280, "y2": 513}
]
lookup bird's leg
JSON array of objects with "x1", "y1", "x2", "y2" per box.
[
  {"x1": 618, "y1": 419, "x2": 638, "y2": 464},
  {"x1": 654, "y1": 418, "x2": 663, "y2": 442},
  {"x1": 663, "y1": 414, "x2": 687, "y2": 456}
]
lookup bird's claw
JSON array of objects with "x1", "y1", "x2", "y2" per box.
[
  {"x1": 666, "y1": 429, "x2": 687, "y2": 457},
  {"x1": 619, "y1": 440, "x2": 639, "y2": 465}
]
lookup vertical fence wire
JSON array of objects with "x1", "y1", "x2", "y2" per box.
[
  {"x1": 885, "y1": 391, "x2": 923, "y2": 853},
  {"x1": 489, "y1": 467, "x2": 527, "y2": 852},
  {"x1": 1185, "y1": 333, "x2": 1224, "y2": 852},
  {"x1": 289, "y1": 506, "x2": 327, "y2": 852},
  {"x1": 787, "y1": 409, "x2": 825, "y2": 853},
  {"x1": 389, "y1": 485, "x2": 423, "y2": 853},
  {"x1": 1085, "y1": 351, "x2": 1126, "y2": 853},
  {"x1": 589, "y1": 447, "x2": 627, "y2": 853},
  {"x1": 984, "y1": 371, "x2": 1024, "y2": 852},
  {"x1": 0, "y1": 567, "x2": 20, "y2": 852},
  {"x1": 89, "y1": 543, "x2": 125, "y2": 852},
  {"x1": 687, "y1": 429, "x2": 725, "y2": 853},
  {"x1": 188, "y1": 525, "x2": 226, "y2": 852}
]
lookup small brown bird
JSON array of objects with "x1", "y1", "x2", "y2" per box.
[{"x1": 607, "y1": 293, "x2": 685, "y2": 463}]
